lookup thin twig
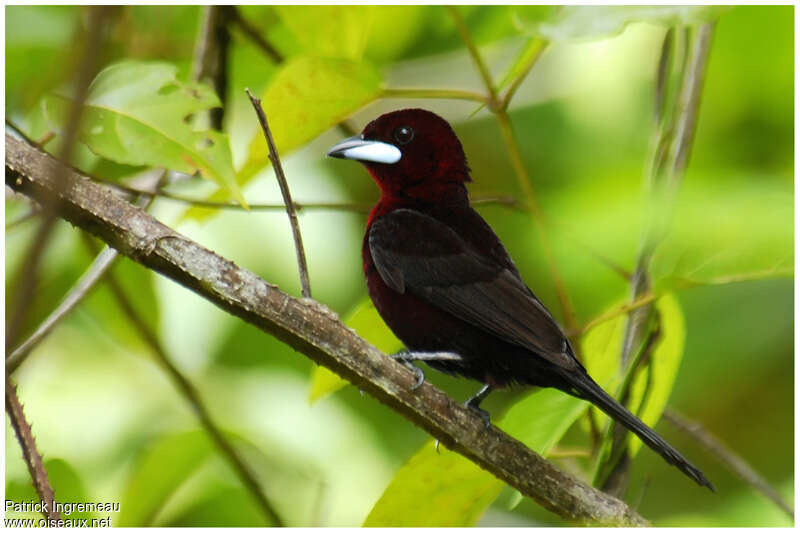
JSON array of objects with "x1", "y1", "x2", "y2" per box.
[
  {"x1": 229, "y1": 6, "x2": 283, "y2": 64},
  {"x1": 6, "y1": 134, "x2": 648, "y2": 526},
  {"x1": 6, "y1": 246, "x2": 118, "y2": 372},
  {"x1": 664, "y1": 408, "x2": 793, "y2": 519},
  {"x1": 6, "y1": 373, "x2": 61, "y2": 520},
  {"x1": 97, "y1": 259, "x2": 285, "y2": 526},
  {"x1": 5, "y1": 6, "x2": 112, "y2": 353},
  {"x1": 382, "y1": 87, "x2": 488, "y2": 105},
  {"x1": 246, "y1": 88, "x2": 311, "y2": 297},
  {"x1": 88, "y1": 176, "x2": 519, "y2": 214},
  {"x1": 446, "y1": 6, "x2": 498, "y2": 107},
  {"x1": 6, "y1": 170, "x2": 165, "y2": 373}
]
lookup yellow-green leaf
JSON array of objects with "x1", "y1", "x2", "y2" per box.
[
  {"x1": 275, "y1": 6, "x2": 375, "y2": 60},
  {"x1": 42, "y1": 61, "x2": 245, "y2": 206},
  {"x1": 626, "y1": 293, "x2": 685, "y2": 456},
  {"x1": 364, "y1": 297, "x2": 629, "y2": 526}
]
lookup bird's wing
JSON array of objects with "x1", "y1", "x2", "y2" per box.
[{"x1": 369, "y1": 209, "x2": 577, "y2": 370}]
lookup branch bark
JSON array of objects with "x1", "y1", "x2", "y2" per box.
[
  {"x1": 6, "y1": 373, "x2": 60, "y2": 520},
  {"x1": 5, "y1": 133, "x2": 647, "y2": 526}
]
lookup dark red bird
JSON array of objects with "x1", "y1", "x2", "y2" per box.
[{"x1": 327, "y1": 108, "x2": 712, "y2": 490}]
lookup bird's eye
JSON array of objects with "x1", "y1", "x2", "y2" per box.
[{"x1": 393, "y1": 126, "x2": 414, "y2": 145}]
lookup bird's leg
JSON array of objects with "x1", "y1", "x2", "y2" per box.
[
  {"x1": 465, "y1": 384, "x2": 493, "y2": 428},
  {"x1": 390, "y1": 350, "x2": 462, "y2": 390}
]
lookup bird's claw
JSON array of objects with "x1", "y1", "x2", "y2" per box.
[
  {"x1": 465, "y1": 400, "x2": 492, "y2": 429},
  {"x1": 391, "y1": 353, "x2": 425, "y2": 390}
]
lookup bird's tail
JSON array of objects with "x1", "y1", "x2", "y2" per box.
[{"x1": 565, "y1": 370, "x2": 714, "y2": 490}]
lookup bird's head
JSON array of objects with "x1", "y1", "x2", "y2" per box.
[{"x1": 327, "y1": 108, "x2": 471, "y2": 201}]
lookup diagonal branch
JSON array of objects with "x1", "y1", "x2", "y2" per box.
[
  {"x1": 6, "y1": 373, "x2": 61, "y2": 520},
  {"x1": 94, "y1": 253, "x2": 285, "y2": 526},
  {"x1": 6, "y1": 133, "x2": 647, "y2": 526}
]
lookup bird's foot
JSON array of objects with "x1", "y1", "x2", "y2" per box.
[
  {"x1": 465, "y1": 402, "x2": 492, "y2": 429},
  {"x1": 390, "y1": 352, "x2": 425, "y2": 389},
  {"x1": 465, "y1": 384, "x2": 494, "y2": 429},
  {"x1": 391, "y1": 350, "x2": 463, "y2": 390}
]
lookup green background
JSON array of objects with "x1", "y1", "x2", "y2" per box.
[{"x1": 5, "y1": 5, "x2": 793, "y2": 526}]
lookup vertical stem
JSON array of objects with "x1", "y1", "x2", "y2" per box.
[
  {"x1": 245, "y1": 88, "x2": 312, "y2": 298},
  {"x1": 602, "y1": 22, "x2": 716, "y2": 494}
]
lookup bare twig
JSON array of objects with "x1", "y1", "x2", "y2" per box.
[
  {"x1": 96, "y1": 257, "x2": 285, "y2": 526},
  {"x1": 5, "y1": 373, "x2": 61, "y2": 520},
  {"x1": 664, "y1": 408, "x2": 793, "y2": 519},
  {"x1": 87, "y1": 176, "x2": 520, "y2": 214},
  {"x1": 5, "y1": 6, "x2": 112, "y2": 352},
  {"x1": 6, "y1": 169, "x2": 167, "y2": 372},
  {"x1": 6, "y1": 246, "x2": 118, "y2": 372},
  {"x1": 246, "y1": 88, "x2": 311, "y2": 298},
  {"x1": 6, "y1": 133, "x2": 648, "y2": 526},
  {"x1": 229, "y1": 6, "x2": 283, "y2": 64}
]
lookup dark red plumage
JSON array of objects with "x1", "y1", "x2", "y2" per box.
[{"x1": 327, "y1": 108, "x2": 712, "y2": 490}]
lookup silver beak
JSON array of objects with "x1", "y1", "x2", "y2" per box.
[{"x1": 326, "y1": 136, "x2": 401, "y2": 164}]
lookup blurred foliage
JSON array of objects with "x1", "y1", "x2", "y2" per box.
[{"x1": 5, "y1": 4, "x2": 793, "y2": 527}]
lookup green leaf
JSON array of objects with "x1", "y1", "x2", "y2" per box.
[
  {"x1": 364, "y1": 298, "x2": 629, "y2": 526},
  {"x1": 651, "y1": 181, "x2": 793, "y2": 289},
  {"x1": 275, "y1": 6, "x2": 375, "y2": 60},
  {"x1": 6, "y1": 458, "x2": 93, "y2": 521},
  {"x1": 184, "y1": 55, "x2": 381, "y2": 221},
  {"x1": 308, "y1": 298, "x2": 403, "y2": 403},
  {"x1": 118, "y1": 431, "x2": 214, "y2": 526},
  {"x1": 42, "y1": 61, "x2": 245, "y2": 206},
  {"x1": 515, "y1": 6, "x2": 727, "y2": 41},
  {"x1": 243, "y1": 56, "x2": 382, "y2": 175},
  {"x1": 627, "y1": 293, "x2": 685, "y2": 456}
]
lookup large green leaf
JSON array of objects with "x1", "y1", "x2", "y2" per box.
[
  {"x1": 118, "y1": 431, "x2": 214, "y2": 526},
  {"x1": 651, "y1": 181, "x2": 793, "y2": 289},
  {"x1": 184, "y1": 56, "x2": 382, "y2": 221},
  {"x1": 275, "y1": 6, "x2": 375, "y2": 60},
  {"x1": 5, "y1": 458, "x2": 94, "y2": 522},
  {"x1": 308, "y1": 297, "x2": 403, "y2": 403},
  {"x1": 364, "y1": 297, "x2": 629, "y2": 526},
  {"x1": 515, "y1": 6, "x2": 727, "y2": 41},
  {"x1": 626, "y1": 293, "x2": 685, "y2": 455},
  {"x1": 243, "y1": 56, "x2": 382, "y2": 176},
  {"x1": 42, "y1": 61, "x2": 245, "y2": 206}
]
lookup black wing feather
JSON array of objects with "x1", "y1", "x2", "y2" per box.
[{"x1": 369, "y1": 209, "x2": 577, "y2": 370}]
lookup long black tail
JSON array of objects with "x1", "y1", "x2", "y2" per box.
[{"x1": 566, "y1": 370, "x2": 714, "y2": 490}]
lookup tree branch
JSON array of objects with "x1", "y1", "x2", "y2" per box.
[
  {"x1": 6, "y1": 133, "x2": 648, "y2": 526},
  {"x1": 6, "y1": 373, "x2": 61, "y2": 520},
  {"x1": 96, "y1": 255, "x2": 285, "y2": 526}
]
